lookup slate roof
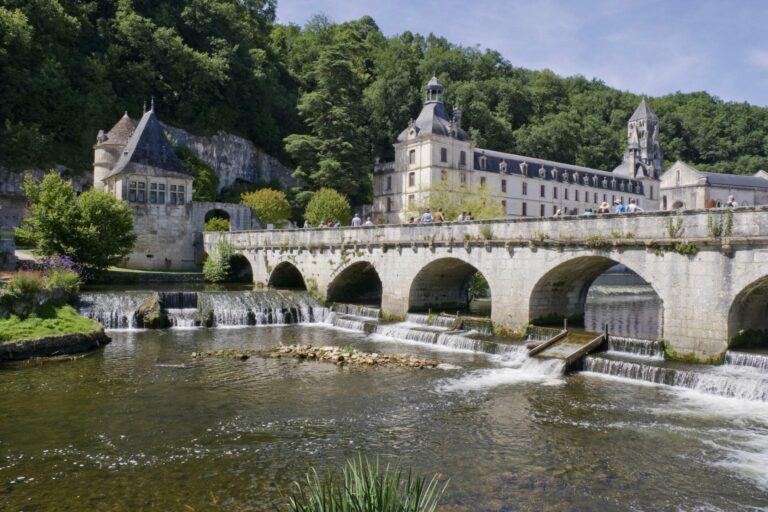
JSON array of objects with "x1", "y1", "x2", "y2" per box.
[
  {"x1": 397, "y1": 101, "x2": 470, "y2": 142},
  {"x1": 102, "y1": 112, "x2": 138, "y2": 146},
  {"x1": 105, "y1": 109, "x2": 189, "y2": 180},
  {"x1": 473, "y1": 148, "x2": 644, "y2": 195},
  {"x1": 703, "y1": 171, "x2": 768, "y2": 189},
  {"x1": 629, "y1": 98, "x2": 658, "y2": 122}
]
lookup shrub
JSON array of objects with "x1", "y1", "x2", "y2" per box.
[
  {"x1": 1, "y1": 272, "x2": 45, "y2": 316},
  {"x1": 282, "y1": 456, "x2": 448, "y2": 512},
  {"x1": 303, "y1": 188, "x2": 351, "y2": 227},
  {"x1": 241, "y1": 188, "x2": 292, "y2": 227},
  {"x1": 204, "y1": 217, "x2": 230, "y2": 232},
  {"x1": 203, "y1": 240, "x2": 234, "y2": 282},
  {"x1": 45, "y1": 270, "x2": 81, "y2": 298}
]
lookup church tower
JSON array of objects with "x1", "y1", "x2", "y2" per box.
[{"x1": 623, "y1": 98, "x2": 664, "y2": 179}]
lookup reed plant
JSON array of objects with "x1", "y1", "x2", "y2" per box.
[{"x1": 283, "y1": 456, "x2": 448, "y2": 512}]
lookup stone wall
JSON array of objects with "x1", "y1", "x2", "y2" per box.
[{"x1": 163, "y1": 125, "x2": 294, "y2": 193}]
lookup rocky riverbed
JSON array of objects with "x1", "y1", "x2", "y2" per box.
[{"x1": 191, "y1": 344, "x2": 441, "y2": 369}]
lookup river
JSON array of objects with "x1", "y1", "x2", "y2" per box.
[{"x1": 1, "y1": 278, "x2": 767, "y2": 510}]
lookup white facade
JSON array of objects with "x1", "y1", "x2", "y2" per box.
[
  {"x1": 659, "y1": 161, "x2": 768, "y2": 210},
  {"x1": 373, "y1": 78, "x2": 660, "y2": 224}
]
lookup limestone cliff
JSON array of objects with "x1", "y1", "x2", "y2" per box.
[{"x1": 163, "y1": 125, "x2": 294, "y2": 193}]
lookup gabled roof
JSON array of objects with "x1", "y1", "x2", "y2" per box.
[
  {"x1": 629, "y1": 98, "x2": 658, "y2": 122},
  {"x1": 105, "y1": 108, "x2": 189, "y2": 180},
  {"x1": 102, "y1": 112, "x2": 138, "y2": 146},
  {"x1": 663, "y1": 160, "x2": 768, "y2": 189}
]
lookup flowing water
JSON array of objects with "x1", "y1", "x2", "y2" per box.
[{"x1": 2, "y1": 286, "x2": 768, "y2": 510}]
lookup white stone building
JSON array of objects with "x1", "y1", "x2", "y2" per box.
[
  {"x1": 372, "y1": 78, "x2": 661, "y2": 223},
  {"x1": 659, "y1": 161, "x2": 768, "y2": 209},
  {"x1": 93, "y1": 105, "x2": 258, "y2": 270}
]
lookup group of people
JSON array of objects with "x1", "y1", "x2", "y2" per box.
[
  {"x1": 407, "y1": 208, "x2": 475, "y2": 224},
  {"x1": 552, "y1": 198, "x2": 644, "y2": 218}
]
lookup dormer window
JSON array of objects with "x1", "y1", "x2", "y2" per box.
[
  {"x1": 499, "y1": 161, "x2": 508, "y2": 172},
  {"x1": 479, "y1": 155, "x2": 487, "y2": 170},
  {"x1": 519, "y1": 161, "x2": 528, "y2": 176}
]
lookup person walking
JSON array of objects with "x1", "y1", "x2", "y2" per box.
[{"x1": 351, "y1": 213, "x2": 362, "y2": 227}]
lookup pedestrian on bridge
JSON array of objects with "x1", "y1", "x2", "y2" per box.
[
  {"x1": 420, "y1": 208, "x2": 433, "y2": 223},
  {"x1": 351, "y1": 213, "x2": 362, "y2": 227}
]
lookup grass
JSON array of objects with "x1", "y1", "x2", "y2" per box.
[
  {"x1": 283, "y1": 456, "x2": 448, "y2": 512},
  {"x1": 0, "y1": 304, "x2": 102, "y2": 343}
]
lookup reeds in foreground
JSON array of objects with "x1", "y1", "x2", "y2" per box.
[{"x1": 283, "y1": 456, "x2": 448, "y2": 512}]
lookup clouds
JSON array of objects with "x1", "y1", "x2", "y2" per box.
[{"x1": 276, "y1": 0, "x2": 768, "y2": 105}]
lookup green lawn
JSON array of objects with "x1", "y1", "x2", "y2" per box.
[{"x1": 0, "y1": 304, "x2": 102, "y2": 343}]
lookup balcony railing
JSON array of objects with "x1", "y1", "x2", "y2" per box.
[{"x1": 374, "y1": 161, "x2": 396, "y2": 173}]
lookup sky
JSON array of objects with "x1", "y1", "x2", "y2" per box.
[{"x1": 276, "y1": 0, "x2": 768, "y2": 107}]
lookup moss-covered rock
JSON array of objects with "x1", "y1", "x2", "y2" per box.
[
  {"x1": 135, "y1": 293, "x2": 168, "y2": 329},
  {"x1": 0, "y1": 330, "x2": 111, "y2": 362}
]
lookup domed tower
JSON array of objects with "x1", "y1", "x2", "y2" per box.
[{"x1": 93, "y1": 112, "x2": 138, "y2": 190}]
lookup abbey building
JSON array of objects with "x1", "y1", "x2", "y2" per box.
[
  {"x1": 93, "y1": 104, "x2": 258, "y2": 270},
  {"x1": 372, "y1": 77, "x2": 661, "y2": 223}
]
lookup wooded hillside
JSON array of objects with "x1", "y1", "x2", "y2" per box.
[{"x1": 3, "y1": 1, "x2": 768, "y2": 206}]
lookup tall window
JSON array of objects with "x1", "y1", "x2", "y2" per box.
[
  {"x1": 540, "y1": 204, "x2": 545, "y2": 216},
  {"x1": 149, "y1": 183, "x2": 158, "y2": 204},
  {"x1": 158, "y1": 183, "x2": 166, "y2": 204},
  {"x1": 408, "y1": 172, "x2": 415, "y2": 187},
  {"x1": 522, "y1": 182, "x2": 528, "y2": 195},
  {"x1": 650, "y1": 185, "x2": 654, "y2": 200},
  {"x1": 501, "y1": 199, "x2": 507, "y2": 213},
  {"x1": 440, "y1": 147, "x2": 447, "y2": 162},
  {"x1": 553, "y1": 205, "x2": 558, "y2": 215},
  {"x1": 480, "y1": 176, "x2": 486, "y2": 187},
  {"x1": 407, "y1": 194, "x2": 415, "y2": 208},
  {"x1": 540, "y1": 184, "x2": 545, "y2": 198},
  {"x1": 553, "y1": 187, "x2": 558, "y2": 199},
  {"x1": 501, "y1": 179, "x2": 507, "y2": 193},
  {"x1": 170, "y1": 184, "x2": 185, "y2": 205},
  {"x1": 408, "y1": 149, "x2": 416, "y2": 164},
  {"x1": 522, "y1": 202, "x2": 527, "y2": 216},
  {"x1": 575, "y1": 190, "x2": 580, "y2": 202},
  {"x1": 459, "y1": 151, "x2": 466, "y2": 167},
  {"x1": 386, "y1": 197, "x2": 393, "y2": 212},
  {"x1": 564, "y1": 188, "x2": 569, "y2": 200},
  {"x1": 128, "y1": 181, "x2": 138, "y2": 202},
  {"x1": 386, "y1": 176, "x2": 392, "y2": 191},
  {"x1": 479, "y1": 156, "x2": 487, "y2": 170}
]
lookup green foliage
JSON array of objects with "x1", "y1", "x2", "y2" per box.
[
  {"x1": 671, "y1": 240, "x2": 699, "y2": 256},
  {"x1": 241, "y1": 188, "x2": 292, "y2": 227},
  {"x1": 174, "y1": 146, "x2": 219, "y2": 201},
  {"x1": 203, "y1": 239, "x2": 234, "y2": 283},
  {"x1": 584, "y1": 235, "x2": 613, "y2": 250},
  {"x1": 44, "y1": 270, "x2": 81, "y2": 298},
  {"x1": 0, "y1": 304, "x2": 102, "y2": 343},
  {"x1": 424, "y1": 182, "x2": 504, "y2": 221},
  {"x1": 282, "y1": 456, "x2": 448, "y2": 512},
  {"x1": 731, "y1": 328, "x2": 768, "y2": 349},
  {"x1": 2, "y1": 272, "x2": 44, "y2": 310},
  {"x1": 303, "y1": 188, "x2": 352, "y2": 226},
  {"x1": 16, "y1": 174, "x2": 136, "y2": 273},
  {"x1": 665, "y1": 216, "x2": 683, "y2": 238},
  {"x1": 219, "y1": 178, "x2": 285, "y2": 204},
  {"x1": 468, "y1": 272, "x2": 490, "y2": 299},
  {"x1": 480, "y1": 224, "x2": 493, "y2": 240},
  {"x1": 204, "y1": 217, "x2": 230, "y2": 232}
]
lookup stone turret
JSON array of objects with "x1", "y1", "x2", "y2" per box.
[
  {"x1": 618, "y1": 99, "x2": 664, "y2": 179},
  {"x1": 93, "y1": 112, "x2": 137, "y2": 190}
]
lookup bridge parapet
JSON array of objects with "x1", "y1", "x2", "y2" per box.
[{"x1": 205, "y1": 207, "x2": 768, "y2": 251}]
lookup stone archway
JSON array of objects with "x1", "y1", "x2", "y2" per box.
[
  {"x1": 728, "y1": 275, "x2": 768, "y2": 348},
  {"x1": 327, "y1": 261, "x2": 382, "y2": 305},
  {"x1": 204, "y1": 209, "x2": 231, "y2": 231},
  {"x1": 268, "y1": 262, "x2": 307, "y2": 290},
  {"x1": 528, "y1": 256, "x2": 663, "y2": 336},
  {"x1": 408, "y1": 257, "x2": 490, "y2": 315}
]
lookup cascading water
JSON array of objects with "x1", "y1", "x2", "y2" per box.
[
  {"x1": 583, "y1": 356, "x2": 768, "y2": 402},
  {"x1": 724, "y1": 351, "x2": 768, "y2": 372},
  {"x1": 606, "y1": 336, "x2": 665, "y2": 360},
  {"x1": 331, "y1": 303, "x2": 380, "y2": 319},
  {"x1": 77, "y1": 292, "x2": 150, "y2": 329},
  {"x1": 404, "y1": 313, "x2": 457, "y2": 329},
  {"x1": 166, "y1": 308, "x2": 198, "y2": 329},
  {"x1": 198, "y1": 291, "x2": 327, "y2": 327}
]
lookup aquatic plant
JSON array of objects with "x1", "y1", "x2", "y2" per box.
[{"x1": 282, "y1": 456, "x2": 448, "y2": 512}]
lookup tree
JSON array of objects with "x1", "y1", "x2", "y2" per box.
[
  {"x1": 204, "y1": 217, "x2": 230, "y2": 231},
  {"x1": 424, "y1": 182, "x2": 503, "y2": 221},
  {"x1": 203, "y1": 239, "x2": 233, "y2": 282},
  {"x1": 16, "y1": 173, "x2": 135, "y2": 273},
  {"x1": 303, "y1": 188, "x2": 351, "y2": 226},
  {"x1": 175, "y1": 146, "x2": 219, "y2": 201},
  {"x1": 241, "y1": 188, "x2": 292, "y2": 227}
]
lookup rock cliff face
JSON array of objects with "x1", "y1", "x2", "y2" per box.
[{"x1": 163, "y1": 125, "x2": 294, "y2": 193}]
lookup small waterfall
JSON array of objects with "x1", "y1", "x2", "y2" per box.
[
  {"x1": 725, "y1": 351, "x2": 768, "y2": 371},
  {"x1": 324, "y1": 312, "x2": 370, "y2": 332},
  {"x1": 583, "y1": 356, "x2": 768, "y2": 402},
  {"x1": 198, "y1": 291, "x2": 324, "y2": 327},
  {"x1": 405, "y1": 313, "x2": 457, "y2": 329},
  {"x1": 166, "y1": 308, "x2": 198, "y2": 329},
  {"x1": 606, "y1": 336, "x2": 665, "y2": 360},
  {"x1": 331, "y1": 304, "x2": 380, "y2": 319},
  {"x1": 159, "y1": 291, "x2": 197, "y2": 309},
  {"x1": 435, "y1": 331, "x2": 522, "y2": 355},
  {"x1": 374, "y1": 324, "x2": 439, "y2": 344},
  {"x1": 77, "y1": 292, "x2": 150, "y2": 329}
]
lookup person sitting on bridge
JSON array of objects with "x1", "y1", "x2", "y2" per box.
[
  {"x1": 420, "y1": 208, "x2": 433, "y2": 223},
  {"x1": 613, "y1": 199, "x2": 626, "y2": 213},
  {"x1": 303, "y1": 220, "x2": 310, "y2": 229},
  {"x1": 457, "y1": 211, "x2": 466, "y2": 222},
  {"x1": 466, "y1": 211, "x2": 474, "y2": 221},
  {"x1": 598, "y1": 201, "x2": 610, "y2": 214},
  {"x1": 627, "y1": 198, "x2": 644, "y2": 213},
  {"x1": 364, "y1": 217, "x2": 374, "y2": 226},
  {"x1": 582, "y1": 209, "x2": 594, "y2": 216},
  {"x1": 351, "y1": 213, "x2": 362, "y2": 227},
  {"x1": 552, "y1": 208, "x2": 562, "y2": 218},
  {"x1": 333, "y1": 220, "x2": 342, "y2": 228},
  {"x1": 726, "y1": 195, "x2": 739, "y2": 208},
  {"x1": 434, "y1": 208, "x2": 445, "y2": 222}
]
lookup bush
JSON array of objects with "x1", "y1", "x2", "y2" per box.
[
  {"x1": 203, "y1": 240, "x2": 234, "y2": 282},
  {"x1": 303, "y1": 188, "x2": 351, "y2": 227},
  {"x1": 204, "y1": 217, "x2": 230, "y2": 232},
  {"x1": 45, "y1": 270, "x2": 81, "y2": 298},
  {"x1": 241, "y1": 188, "x2": 292, "y2": 227},
  {"x1": 1, "y1": 272, "x2": 45, "y2": 316},
  {"x1": 283, "y1": 456, "x2": 448, "y2": 512}
]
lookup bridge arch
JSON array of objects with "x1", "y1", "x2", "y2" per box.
[
  {"x1": 408, "y1": 257, "x2": 491, "y2": 314},
  {"x1": 327, "y1": 261, "x2": 383, "y2": 305},
  {"x1": 268, "y1": 262, "x2": 307, "y2": 290},
  {"x1": 528, "y1": 255, "x2": 663, "y2": 334},
  {"x1": 728, "y1": 275, "x2": 768, "y2": 348}
]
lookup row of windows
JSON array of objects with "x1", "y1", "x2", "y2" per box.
[
  {"x1": 127, "y1": 181, "x2": 186, "y2": 205},
  {"x1": 408, "y1": 148, "x2": 468, "y2": 166}
]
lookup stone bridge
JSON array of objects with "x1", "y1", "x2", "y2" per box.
[{"x1": 204, "y1": 207, "x2": 768, "y2": 360}]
